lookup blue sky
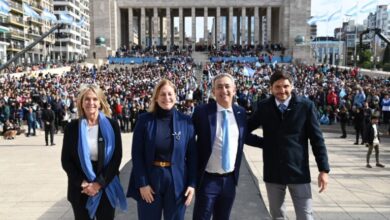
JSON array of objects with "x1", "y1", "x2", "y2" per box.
[{"x1": 312, "y1": 0, "x2": 390, "y2": 36}]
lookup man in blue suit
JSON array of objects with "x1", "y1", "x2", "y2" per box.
[
  {"x1": 248, "y1": 70, "x2": 330, "y2": 220},
  {"x1": 192, "y1": 73, "x2": 258, "y2": 220}
]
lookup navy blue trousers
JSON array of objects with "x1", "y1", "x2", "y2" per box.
[
  {"x1": 193, "y1": 173, "x2": 236, "y2": 220},
  {"x1": 137, "y1": 167, "x2": 186, "y2": 220}
]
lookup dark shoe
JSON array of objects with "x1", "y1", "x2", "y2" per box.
[
  {"x1": 340, "y1": 135, "x2": 346, "y2": 138},
  {"x1": 46, "y1": 143, "x2": 48, "y2": 146},
  {"x1": 354, "y1": 142, "x2": 358, "y2": 145},
  {"x1": 51, "y1": 143, "x2": 56, "y2": 146},
  {"x1": 376, "y1": 163, "x2": 385, "y2": 168},
  {"x1": 366, "y1": 164, "x2": 372, "y2": 168},
  {"x1": 360, "y1": 142, "x2": 365, "y2": 145}
]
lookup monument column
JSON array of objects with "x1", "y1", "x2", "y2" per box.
[
  {"x1": 241, "y1": 7, "x2": 246, "y2": 45},
  {"x1": 254, "y1": 7, "x2": 259, "y2": 46},
  {"x1": 166, "y1": 8, "x2": 171, "y2": 47},
  {"x1": 204, "y1": 7, "x2": 208, "y2": 47},
  {"x1": 267, "y1": 6, "x2": 272, "y2": 43},
  {"x1": 179, "y1": 7, "x2": 183, "y2": 48},
  {"x1": 216, "y1": 7, "x2": 221, "y2": 48},
  {"x1": 228, "y1": 7, "x2": 233, "y2": 46},
  {"x1": 192, "y1": 7, "x2": 196, "y2": 49},
  {"x1": 248, "y1": 13, "x2": 251, "y2": 45},
  {"x1": 153, "y1": 8, "x2": 158, "y2": 46},
  {"x1": 128, "y1": 8, "x2": 133, "y2": 46},
  {"x1": 236, "y1": 13, "x2": 240, "y2": 44},
  {"x1": 141, "y1": 7, "x2": 146, "y2": 47}
]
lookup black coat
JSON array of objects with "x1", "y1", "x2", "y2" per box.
[
  {"x1": 61, "y1": 118, "x2": 122, "y2": 204},
  {"x1": 248, "y1": 94, "x2": 330, "y2": 184}
]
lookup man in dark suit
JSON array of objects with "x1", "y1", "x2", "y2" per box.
[
  {"x1": 41, "y1": 104, "x2": 55, "y2": 146},
  {"x1": 248, "y1": 70, "x2": 330, "y2": 220},
  {"x1": 192, "y1": 73, "x2": 258, "y2": 220}
]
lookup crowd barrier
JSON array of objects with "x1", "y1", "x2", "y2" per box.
[{"x1": 209, "y1": 56, "x2": 293, "y2": 63}]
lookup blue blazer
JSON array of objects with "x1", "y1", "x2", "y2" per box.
[
  {"x1": 127, "y1": 109, "x2": 197, "y2": 200},
  {"x1": 192, "y1": 102, "x2": 249, "y2": 187}
]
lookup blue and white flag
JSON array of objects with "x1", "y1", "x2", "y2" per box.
[
  {"x1": 59, "y1": 11, "x2": 74, "y2": 24},
  {"x1": 41, "y1": 9, "x2": 57, "y2": 22},
  {"x1": 23, "y1": 3, "x2": 40, "y2": 19},
  {"x1": 359, "y1": 0, "x2": 377, "y2": 13},
  {"x1": 75, "y1": 16, "x2": 86, "y2": 28},
  {"x1": 307, "y1": 14, "x2": 328, "y2": 25},
  {"x1": 242, "y1": 66, "x2": 256, "y2": 77},
  {"x1": 344, "y1": 3, "x2": 359, "y2": 17},
  {"x1": 327, "y1": 8, "x2": 342, "y2": 22},
  {"x1": 0, "y1": 0, "x2": 10, "y2": 15}
]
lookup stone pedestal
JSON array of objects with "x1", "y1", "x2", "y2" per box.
[{"x1": 292, "y1": 45, "x2": 313, "y2": 64}]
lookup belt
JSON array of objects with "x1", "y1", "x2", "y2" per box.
[
  {"x1": 205, "y1": 171, "x2": 234, "y2": 177},
  {"x1": 153, "y1": 161, "x2": 172, "y2": 167}
]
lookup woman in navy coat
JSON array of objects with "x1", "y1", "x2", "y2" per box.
[{"x1": 127, "y1": 79, "x2": 197, "y2": 220}]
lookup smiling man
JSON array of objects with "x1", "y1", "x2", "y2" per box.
[
  {"x1": 192, "y1": 73, "x2": 256, "y2": 220},
  {"x1": 247, "y1": 70, "x2": 330, "y2": 220}
]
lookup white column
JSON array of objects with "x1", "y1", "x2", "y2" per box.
[
  {"x1": 216, "y1": 7, "x2": 221, "y2": 48},
  {"x1": 128, "y1": 8, "x2": 133, "y2": 46},
  {"x1": 166, "y1": 8, "x2": 171, "y2": 47},
  {"x1": 254, "y1": 7, "x2": 259, "y2": 45},
  {"x1": 192, "y1": 7, "x2": 196, "y2": 49},
  {"x1": 179, "y1": 7, "x2": 183, "y2": 48},
  {"x1": 153, "y1": 7, "x2": 158, "y2": 46},
  {"x1": 141, "y1": 7, "x2": 146, "y2": 47},
  {"x1": 241, "y1": 7, "x2": 246, "y2": 45},
  {"x1": 267, "y1": 6, "x2": 272, "y2": 43},
  {"x1": 228, "y1": 7, "x2": 233, "y2": 46},
  {"x1": 204, "y1": 7, "x2": 208, "y2": 45}
]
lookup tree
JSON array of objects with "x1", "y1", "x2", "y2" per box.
[{"x1": 382, "y1": 44, "x2": 390, "y2": 65}]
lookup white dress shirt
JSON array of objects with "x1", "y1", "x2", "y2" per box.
[
  {"x1": 87, "y1": 125, "x2": 99, "y2": 161},
  {"x1": 275, "y1": 95, "x2": 292, "y2": 109},
  {"x1": 206, "y1": 103, "x2": 239, "y2": 174}
]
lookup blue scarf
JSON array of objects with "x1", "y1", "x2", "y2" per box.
[{"x1": 78, "y1": 112, "x2": 127, "y2": 218}]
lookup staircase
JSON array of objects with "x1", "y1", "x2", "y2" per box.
[{"x1": 191, "y1": 52, "x2": 209, "y2": 83}]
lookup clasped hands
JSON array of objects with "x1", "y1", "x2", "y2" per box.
[
  {"x1": 81, "y1": 180, "x2": 102, "y2": 197},
  {"x1": 140, "y1": 185, "x2": 195, "y2": 206}
]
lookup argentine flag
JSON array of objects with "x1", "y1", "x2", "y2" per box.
[
  {"x1": 23, "y1": 3, "x2": 40, "y2": 19},
  {"x1": 0, "y1": 0, "x2": 10, "y2": 15},
  {"x1": 41, "y1": 9, "x2": 57, "y2": 22},
  {"x1": 59, "y1": 11, "x2": 74, "y2": 24},
  {"x1": 242, "y1": 66, "x2": 256, "y2": 77}
]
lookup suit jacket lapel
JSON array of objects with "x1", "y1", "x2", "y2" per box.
[
  {"x1": 233, "y1": 105, "x2": 243, "y2": 140},
  {"x1": 97, "y1": 127, "x2": 105, "y2": 172},
  {"x1": 208, "y1": 102, "x2": 217, "y2": 150}
]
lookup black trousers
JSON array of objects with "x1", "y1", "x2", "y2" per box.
[
  {"x1": 71, "y1": 192, "x2": 115, "y2": 220},
  {"x1": 44, "y1": 125, "x2": 54, "y2": 145}
]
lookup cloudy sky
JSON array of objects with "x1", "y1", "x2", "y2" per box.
[{"x1": 312, "y1": 0, "x2": 390, "y2": 36}]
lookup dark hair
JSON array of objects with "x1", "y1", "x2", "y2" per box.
[{"x1": 270, "y1": 70, "x2": 293, "y2": 86}]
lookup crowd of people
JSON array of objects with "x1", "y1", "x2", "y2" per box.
[
  {"x1": 1, "y1": 47, "x2": 389, "y2": 220},
  {"x1": 1, "y1": 50, "x2": 389, "y2": 142}
]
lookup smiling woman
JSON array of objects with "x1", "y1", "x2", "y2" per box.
[{"x1": 61, "y1": 84, "x2": 127, "y2": 219}]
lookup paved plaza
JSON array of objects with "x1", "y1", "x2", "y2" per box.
[{"x1": 0, "y1": 126, "x2": 389, "y2": 220}]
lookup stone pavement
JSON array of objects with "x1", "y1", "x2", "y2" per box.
[{"x1": 0, "y1": 126, "x2": 389, "y2": 220}]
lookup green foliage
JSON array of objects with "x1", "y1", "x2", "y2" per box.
[
  {"x1": 382, "y1": 63, "x2": 390, "y2": 71},
  {"x1": 382, "y1": 44, "x2": 390, "y2": 65}
]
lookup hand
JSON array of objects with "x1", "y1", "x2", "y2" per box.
[
  {"x1": 318, "y1": 172, "x2": 329, "y2": 193},
  {"x1": 81, "y1": 182, "x2": 101, "y2": 197},
  {"x1": 140, "y1": 185, "x2": 155, "y2": 203},
  {"x1": 184, "y1": 187, "x2": 195, "y2": 206}
]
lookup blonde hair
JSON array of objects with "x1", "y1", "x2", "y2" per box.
[
  {"x1": 148, "y1": 79, "x2": 176, "y2": 113},
  {"x1": 76, "y1": 84, "x2": 112, "y2": 118}
]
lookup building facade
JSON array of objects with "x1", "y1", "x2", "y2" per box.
[
  {"x1": 89, "y1": 0, "x2": 311, "y2": 60},
  {"x1": 53, "y1": 0, "x2": 90, "y2": 62}
]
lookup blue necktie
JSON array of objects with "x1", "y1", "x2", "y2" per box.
[
  {"x1": 278, "y1": 104, "x2": 287, "y2": 113},
  {"x1": 221, "y1": 110, "x2": 231, "y2": 172}
]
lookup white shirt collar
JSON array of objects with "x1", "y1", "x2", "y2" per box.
[
  {"x1": 275, "y1": 96, "x2": 292, "y2": 107},
  {"x1": 217, "y1": 103, "x2": 233, "y2": 113}
]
